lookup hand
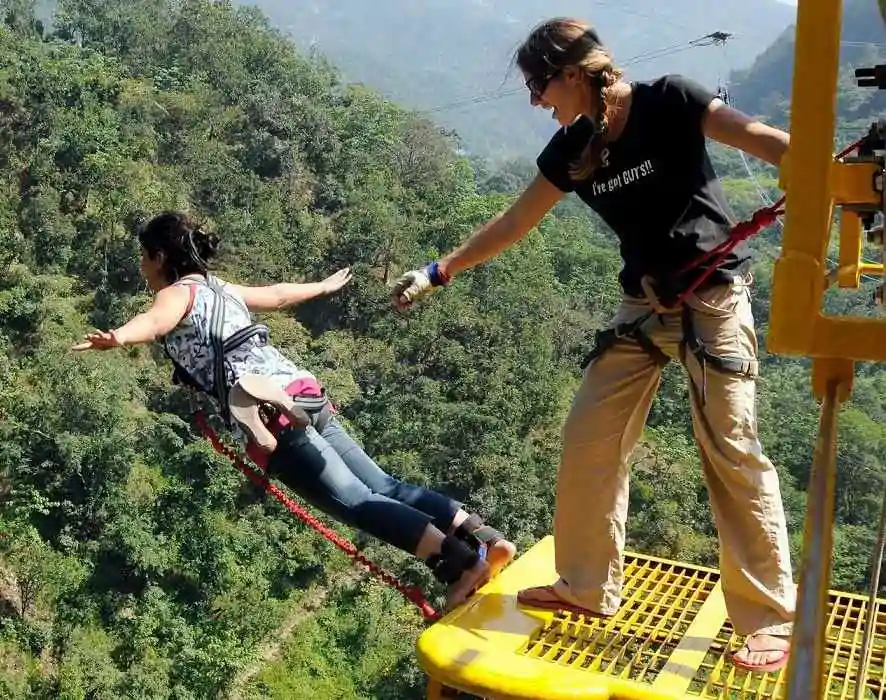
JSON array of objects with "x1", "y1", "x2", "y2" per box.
[
  {"x1": 320, "y1": 267, "x2": 353, "y2": 295},
  {"x1": 391, "y1": 267, "x2": 434, "y2": 310},
  {"x1": 71, "y1": 330, "x2": 123, "y2": 352}
]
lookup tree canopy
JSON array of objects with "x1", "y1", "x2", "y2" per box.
[{"x1": 0, "y1": 1, "x2": 883, "y2": 697}]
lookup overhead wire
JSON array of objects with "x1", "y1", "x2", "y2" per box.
[
  {"x1": 422, "y1": 31, "x2": 732, "y2": 115},
  {"x1": 589, "y1": 0, "x2": 692, "y2": 31},
  {"x1": 423, "y1": 22, "x2": 884, "y2": 288},
  {"x1": 422, "y1": 31, "x2": 886, "y2": 116}
]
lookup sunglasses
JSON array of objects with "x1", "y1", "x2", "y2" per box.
[{"x1": 525, "y1": 69, "x2": 561, "y2": 99}]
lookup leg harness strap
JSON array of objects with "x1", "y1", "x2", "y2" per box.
[
  {"x1": 581, "y1": 310, "x2": 669, "y2": 369},
  {"x1": 581, "y1": 305, "x2": 759, "y2": 406},
  {"x1": 678, "y1": 305, "x2": 758, "y2": 404}
]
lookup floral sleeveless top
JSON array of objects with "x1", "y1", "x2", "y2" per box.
[{"x1": 161, "y1": 275, "x2": 316, "y2": 437}]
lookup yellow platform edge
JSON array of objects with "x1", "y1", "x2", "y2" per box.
[{"x1": 417, "y1": 537, "x2": 886, "y2": 700}]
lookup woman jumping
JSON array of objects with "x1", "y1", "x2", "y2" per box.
[
  {"x1": 392, "y1": 17, "x2": 795, "y2": 672},
  {"x1": 72, "y1": 211, "x2": 516, "y2": 611}
]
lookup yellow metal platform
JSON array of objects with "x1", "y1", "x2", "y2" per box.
[{"x1": 417, "y1": 537, "x2": 886, "y2": 699}]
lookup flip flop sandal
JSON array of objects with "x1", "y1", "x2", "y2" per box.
[
  {"x1": 516, "y1": 585, "x2": 608, "y2": 618},
  {"x1": 729, "y1": 642, "x2": 790, "y2": 673}
]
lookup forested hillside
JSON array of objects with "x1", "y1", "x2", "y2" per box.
[
  {"x1": 0, "y1": 1, "x2": 884, "y2": 699},
  {"x1": 242, "y1": 0, "x2": 796, "y2": 159},
  {"x1": 731, "y1": 0, "x2": 886, "y2": 135}
]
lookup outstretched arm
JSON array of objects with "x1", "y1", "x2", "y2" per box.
[
  {"x1": 71, "y1": 284, "x2": 192, "y2": 351},
  {"x1": 703, "y1": 98, "x2": 790, "y2": 167},
  {"x1": 227, "y1": 267, "x2": 352, "y2": 312},
  {"x1": 392, "y1": 174, "x2": 564, "y2": 307},
  {"x1": 438, "y1": 174, "x2": 565, "y2": 278}
]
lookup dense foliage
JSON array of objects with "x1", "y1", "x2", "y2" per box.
[{"x1": 0, "y1": 1, "x2": 883, "y2": 698}]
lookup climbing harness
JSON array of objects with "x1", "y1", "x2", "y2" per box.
[
  {"x1": 582, "y1": 137, "x2": 866, "y2": 385},
  {"x1": 578, "y1": 203, "x2": 780, "y2": 377},
  {"x1": 162, "y1": 275, "x2": 331, "y2": 449},
  {"x1": 162, "y1": 275, "x2": 270, "y2": 424}
]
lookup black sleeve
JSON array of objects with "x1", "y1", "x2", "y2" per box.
[
  {"x1": 536, "y1": 128, "x2": 577, "y2": 193},
  {"x1": 535, "y1": 116, "x2": 597, "y2": 193},
  {"x1": 654, "y1": 74, "x2": 717, "y2": 136},
  {"x1": 653, "y1": 75, "x2": 717, "y2": 139}
]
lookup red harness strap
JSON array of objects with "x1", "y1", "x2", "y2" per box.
[
  {"x1": 671, "y1": 136, "x2": 866, "y2": 306},
  {"x1": 672, "y1": 199, "x2": 784, "y2": 306},
  {"x1": 194, "y1": 412, "x2": 440, "y2": 621}
]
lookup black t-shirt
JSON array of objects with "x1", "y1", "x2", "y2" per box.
[{"x1": 536, "y1": 74, "x2": 750, "y2": 298}]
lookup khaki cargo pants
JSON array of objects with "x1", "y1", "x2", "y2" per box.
[{"x1": 551, "y1": 276, "x2": 796, "y2": 637}]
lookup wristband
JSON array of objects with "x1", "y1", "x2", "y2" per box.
[{"x1": 426, "y1": 261, "x2": 451, "y2": 287}]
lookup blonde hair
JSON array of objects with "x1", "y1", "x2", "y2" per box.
[{"x1": 515, "y1": 17, "x2": 623, "y2": 181}]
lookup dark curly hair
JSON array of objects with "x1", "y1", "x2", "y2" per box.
[{"x1": 138, "y1": 211, "x2": 220, "y2": 283}]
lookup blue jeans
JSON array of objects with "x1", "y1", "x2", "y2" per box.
[{"x1": 266, "y1": 418, "x2": 461, "y2": 554}]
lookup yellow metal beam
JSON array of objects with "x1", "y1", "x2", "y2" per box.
[
  {"x1": 811, "y1": 316, "x2": 886, "y2": 361},
  {"x1": 768, "y1": 0, "x2": 842, "y2": 358},
  {"x1": 837, "y1": 210, "x2": 863, "y2": 288},
  {"x1": 766, "y1": 0, "x2": 886, "y2": 363},
  {"x1": 831, "y1": 161, "x2": 882, "y2": 206}
]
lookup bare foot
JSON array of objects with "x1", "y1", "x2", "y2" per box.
[
  {"x1": 445, "y1": 559, "x2": 491, "y2": 612},
  {"x1": 484, "y1": 539, "x2": 516, "y2": 578},
  {"x1": 731, "y1": 633, "x2": 790, "y2": 672}
]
